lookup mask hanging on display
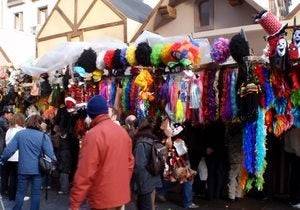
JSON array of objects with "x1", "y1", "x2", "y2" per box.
[
  {"x1": 270, "y1": 37, "x2": 291, "y2": 73},
  {"x1": 289, "y1": 29, "x2": 300, "y2": 61}
]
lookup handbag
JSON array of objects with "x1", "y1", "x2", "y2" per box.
[{"x1": 39, "y1": 133, "x2": 55, "y2": 174}]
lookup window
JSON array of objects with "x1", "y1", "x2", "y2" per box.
[
  {"x1": 38, "y1": 6, "x2": 48, "y2": 25},
  {"x1": 14, "y1": 12, "x2": 23, "y2": 31},
  {"x1": 194, "y1": 0, "x2": 214, "y2": 31}
]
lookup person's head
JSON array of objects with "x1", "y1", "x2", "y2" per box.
[
  {"x1": 3, "y1": 106, "x2": 13, "y2": 121},
  {"x1": 125, "y1": 115, "x2": 137, "y2": 129},
  {"x1": 25, "y1": 114, "x2": 43, "y2": 130},
  {"x1": 87, "y1": 95, "x2": 108, "y2": 119},
  {"x1": 9, "y1": 113, "x2": 25, "y2": 128},
  {"x1": 137, "y1": 118, "x2": 155, "y2": 133}
]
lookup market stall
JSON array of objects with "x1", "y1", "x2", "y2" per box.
[{"x1": 2, "y1": 10, "x2": 300, "y2": 194}]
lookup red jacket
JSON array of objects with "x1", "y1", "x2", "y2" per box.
[{"x1": 70, "y1": 115, "x2": 134, "y2": 210}]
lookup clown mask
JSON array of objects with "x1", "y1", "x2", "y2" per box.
[
  {"x1": 293, "y1": 30, "x2": 300, "y2": 48},
  {"x1": 276, "y1": 38, "x2": 287, "y2": 57}
]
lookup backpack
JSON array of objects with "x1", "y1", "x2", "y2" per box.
[{"x1": 138, "y1": 138, "x2": 166, "y2": 176}]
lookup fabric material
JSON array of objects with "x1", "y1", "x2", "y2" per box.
[
  {"x1": 182, "y1": 180, "x2": 193, "y2": 208},
  {"x1": 5, "y1": 126, "x2": 24, "y2": 162},
  {"x1": 13, "y1": 174, "x2": 42, "y2": 210},
  {"x1": 92, "y1": 207, "x2": 122, "y2": 210},
  {"x1": 87, "y1": 95, "x2": 109, "y2": 119},
  {"x1": 70, "y1": 115, "x2": 134, "y2": 210},
  {"x1": 136, "y1": 191, "x2": 155, "y2": 210},
  {"x1": 59, "y1": 173, "x2": 69, "y2": 193},
  {"x1": 134, "y1": 134, "x2": 162, "y2": 195},
  {"x1": 228, "y1": 163, "x2": 243, "y2": 200},
  {"x1": 1, "y1": 129, "x2": 56, "y2": 175}
]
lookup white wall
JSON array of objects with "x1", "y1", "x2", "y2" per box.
[{"x1": 1, "y1": 0, "x2": 56, "y2": 34}]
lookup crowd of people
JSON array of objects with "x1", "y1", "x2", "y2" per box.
[{"x1": 0, "y1": 95, "x2": 299, "y2": 210}]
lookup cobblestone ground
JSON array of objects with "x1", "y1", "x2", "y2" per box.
[{"x1": 1, "y1": 191, "x2": 296, "y2": 210}]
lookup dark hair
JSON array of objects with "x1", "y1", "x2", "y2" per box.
[{"x1": 26, "y1": 115, "x2": 43, "y2": 130}]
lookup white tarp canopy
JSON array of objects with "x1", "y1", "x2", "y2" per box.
[
  {"x1": 21, "y1": 31, "x2": 212, "y2": 77},
  {"x1": 0, "y1": 29, "x2": 35, "y2": 68},
  {"x1": 21, "y1": 39, "x2": 127, "y2": 77}
]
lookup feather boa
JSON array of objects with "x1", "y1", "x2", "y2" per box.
[
  {"x1": 198, "y1": 72, "x2": 204, "y2": 123},
  {"x1": 136, "y1": 99, "x2": 150, "y2": 122},
  {"x1": 291, "y1": 89, "x2": 300, "y2": 107},
  {"x1": 121, "y1": 77, "x2": 131, "y2": 114},
  {"x1": 130, "y1": 80, "x2": 139, "y2": 114},
  {"x1": 231, "y1": 69, "x2": 238, "y2": 118},
  {"x1": 243, "y1": 121, "x2": 256, "y2": 175},
  {"x1": 203, "y1": 70, "x2": 218, "y2": 122},
  {"x1": 108, "y1": 80, "x2": 116, "y2": 107},
  {"x1": 221, "y1": 69, "x2": 232, "y2": 121},
  {"x1": 274, "y1": 97, "x2": 288, "y2": 115},
  {"x1": 292, "y1": 108, "x2": 300, "y2": 128},
  {"x1": 190, "y1": 81, "x2": 200, "y2": 109},
  {"x1": 255, "y1": 107, "x2": 267, "y2": 176},
  {"x1": 263, "y1": 68, "x2": 275, "y2": 108}
]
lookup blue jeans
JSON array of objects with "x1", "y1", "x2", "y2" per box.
[
  {"x1": 182, "y1": 181, "x2": 193, "y2": 208},
  {"x1": 13, "y1": 174, "x2": 42, "y2": 210}
]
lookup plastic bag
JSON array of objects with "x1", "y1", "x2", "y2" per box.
[{"x1": 198, "y1": 157, "x2": 208, "y2": 181}]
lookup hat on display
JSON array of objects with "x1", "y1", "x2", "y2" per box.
[
  {"x1": 255, "y1": 10, "x2": 287, "y2": 37},
  {"x1": 74, "y1": 66, "x2": 88, "y2": 78},
  {"x1": 87, "y1": 95, "x2": 108, "y2": 119},
  {"x1": 65, "y1": 97, "x2": 76, "y2": 113}
]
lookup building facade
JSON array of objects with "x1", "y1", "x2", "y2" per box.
[{"x1": 0, "y1": 0, "x2": 56, "y2": 35}]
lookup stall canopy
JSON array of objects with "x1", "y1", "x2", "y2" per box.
[{"x1": 0, "y1": 29, "x2": 35, "y2": 68}]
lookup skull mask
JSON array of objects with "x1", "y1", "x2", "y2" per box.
[
  {"x1": 293, "y1": 30, "x2": 300, "y2": 48},
  {"x1": 276, "y1": 38, "x2": 287, "y2": 57}
]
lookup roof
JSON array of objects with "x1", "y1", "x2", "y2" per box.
[
  {"x1": 110, "y1": 0, "x2": 153, "y2": 23},
  {"x1": 285, "y1": 3, "x2": 300, "y2": 19}
]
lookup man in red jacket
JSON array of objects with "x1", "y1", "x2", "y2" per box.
[{"x1": 70, "y1": 95, "x2": 134, "y2": 210}]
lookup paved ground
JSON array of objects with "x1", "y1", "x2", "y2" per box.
[{"x1": 0, "y1": 191, "x2": 297, "y2": 210}]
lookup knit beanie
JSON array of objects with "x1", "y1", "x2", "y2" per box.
[{"x1": 87, "y1": 95, "x2": 108, "y2": 119}]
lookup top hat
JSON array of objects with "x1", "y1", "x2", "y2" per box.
[{"x1": 255, "y1": 10, "x2": 287, "y2": 37}]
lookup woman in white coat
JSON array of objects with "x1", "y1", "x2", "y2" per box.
[{"x1": 5, "y1": 113, "x2": 25, "y2": 201}]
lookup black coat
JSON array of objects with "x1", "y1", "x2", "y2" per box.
[{"x1": 133, "y1": 130, "x2": 162, "y2": 195}]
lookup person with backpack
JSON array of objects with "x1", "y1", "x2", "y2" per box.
[
  {"x1": 0, "y1": 114, "x2": 56, "y2": 210},
  {"x1": 134, "y1": 118, "x2": 164, "y2": 210}
]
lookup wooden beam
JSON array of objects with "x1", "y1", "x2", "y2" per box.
[
  {"x1": 56, "y1": 7, "x2": 75, "y2": 30},
  {"x1": 81, "y1": 20, "x2": 124, "y2": 32},
  {"x1": 37, "y1": 0, "x2": 62, "y2": 39},
  {"x1": 77, "y1": 0, "x2": 97, "y2": 29},
  {"x1": 38, "y1": 32, "x2": 70, "y2": 42},
  {"x1": 74, "y1": 0, "x2": 78, "y2": 26},
  {"x1": 124, "y1": 19, "x2": 128, "y2": 43},
  {"x1": 158, "y1": 5, "x2": 177, "y2": 20},
  {"x1": 102, "y1": 0, "x2": 126, "y2": 21},
  {"x1": 228, "y1": 0, "x2": 243, "y2": 7},
  {"x1": 0, "y1": 47, "x2": 12, "y2": 63},
  {"x1": 130, "y1": 0, "x2": 165, "y2": 42}
]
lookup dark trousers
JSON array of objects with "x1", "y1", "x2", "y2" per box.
[
  {"x1": 6, "y1": 162, "x2": 18, "y2": 200},
  {"x1": 206, "y1": 156, "x2": 226, "y2": 200},
  {"x1": 13, "y1": 174, "x2": 42, "y2": 210},
  {"x1": 136, "y1": 191, "x2": 155, "y2": 210},
  {"x1": 1, "y1": 163, "x2": 8, "y2": 195},
  {"x1": 289, "y1": 154, "x2": 300, "y2": 203}
]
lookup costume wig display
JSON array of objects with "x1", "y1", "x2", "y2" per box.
[
  {"x1": 104, "y1": 50, "x2": 115, "y2": 70},
  {"x1": 150, "y1": 44, "x2": 163, "y2": 67},
  {"x1": 136, "y1": 42, "x2": 152, "y2": 66},
  {"x1": 126, "y1": 45, "x2": 137, "y2": 66},
  {"x1": 75, "y1": 48, "x2": 97, "y2": 73},
  {"x1": 211, "y1": 37, "x2": 230, "y2": 64}
]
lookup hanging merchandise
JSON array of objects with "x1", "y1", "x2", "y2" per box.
[
  {"x1": 126, "y1": 44, "x2": 137, "y2": 66},
  {"x1": 289, "y1": 25, "x2": 300, "y2": 61},
  {"x1": 150, "y1": 44, "x2": 164, "y2": 67},
  {"x1": 75, "y1": 48, "x2": 97, "y2": 73},
  {"x1": 134, "y1": 69, "x2": 154, "y2": 101},
  {"x1": 104, "y1": 50, "x2": 115, "y2": 70},
  {"x1": 210, "y1": 37, "x2": 230, "y2": 64},
  {"x1": 121, "y1": 77, "x2": 131, "y2": 114},
  {"x1": 136, "y1": 42, "x2": 152, "y2": 67}
]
